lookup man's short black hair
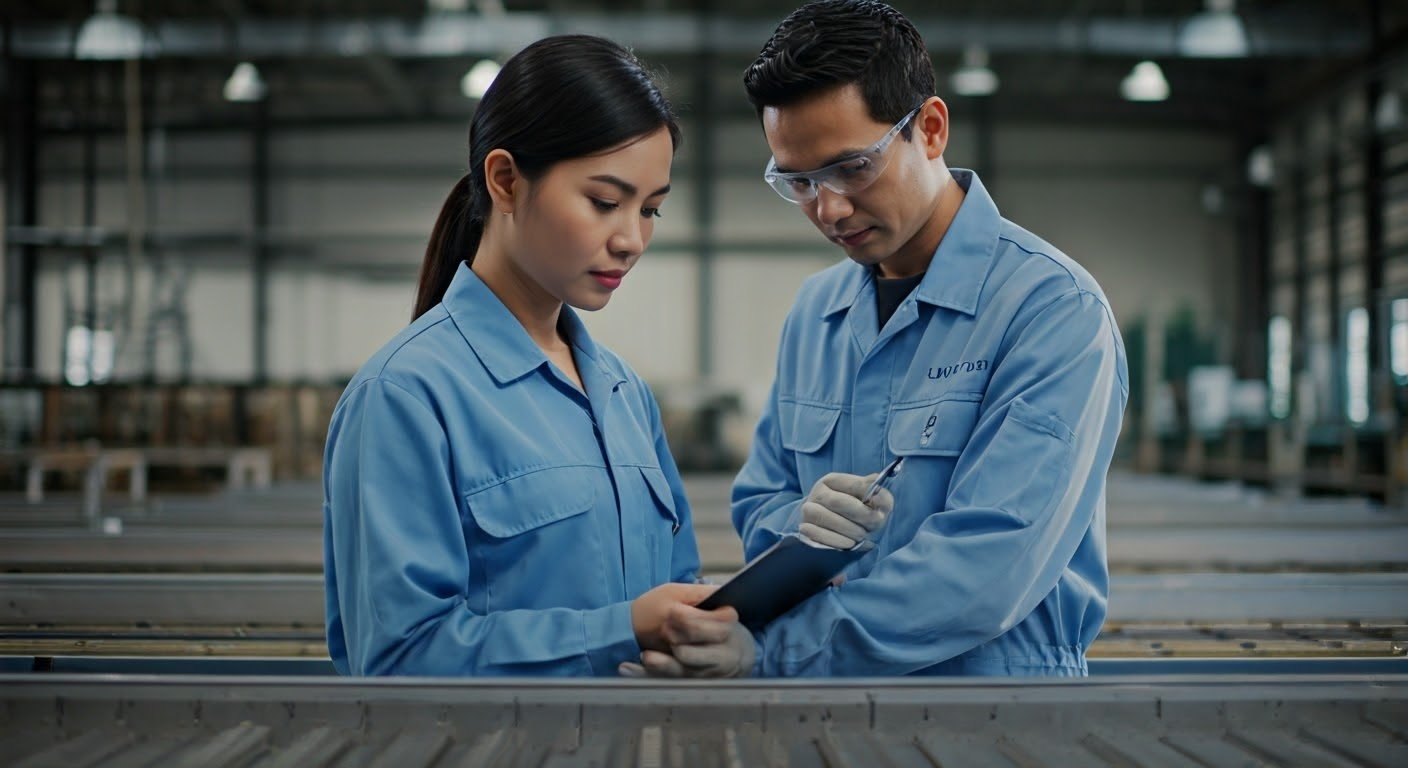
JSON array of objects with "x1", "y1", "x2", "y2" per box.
[{"x1": 743, "y1": 0, "x2": 935, "y2": 136}]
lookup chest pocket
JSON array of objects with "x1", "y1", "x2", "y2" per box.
[
  {"x1": 779, "y1": 401, "x2": 842, "y2": 454},
  {"x1": 888, "y1": 393, "x2": 982, "y2": 457},
  {"x1": 464, "y1": 464, "x2": 596, "y2": 538},
  {"x1": 639, "y1": 465, "x2": 685, "y2": 585},
  {"x1": 639, "y1": 466, "x2": 681, "y2": 534}
]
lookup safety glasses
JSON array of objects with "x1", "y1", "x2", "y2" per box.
[{"x1": 763, "y1": 106, "x2": 921, "y2": 204}]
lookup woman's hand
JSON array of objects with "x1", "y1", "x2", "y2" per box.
[{"x1": 630, "y1": 582, "x2": 721, "y2": 652}]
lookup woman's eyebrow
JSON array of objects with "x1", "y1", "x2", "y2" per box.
[{"x1": 589, "y1": 175, "x2": 671, "y2": 197}]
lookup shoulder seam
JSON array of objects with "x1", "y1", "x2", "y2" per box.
[
  {"x1": 995, "y1": 234, "x2": 1127, "y2": 395},
  {"x1": 369, "y1": 312, "x2": 453, "y2": 379},
  {"x1": 338, "y1": 374, "x2": 438, "y2": 423},
  {"x1": 997, "y1": 234, "x2": 1080, "y2": 292},
  {"x1": 997, "y1": 287, "x2": 1129, "y2": 397}
]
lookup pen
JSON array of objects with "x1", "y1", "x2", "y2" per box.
[
  {"x1": 848, "y1": 456, "x2": 904, "y2": 553},
  {"x1": 861, "y1": 455, "x2": 904, "y2": 506}
]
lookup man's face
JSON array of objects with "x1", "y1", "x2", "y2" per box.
[{"x1": 761, "y1": 84, "x2": 947, "y2": 273}]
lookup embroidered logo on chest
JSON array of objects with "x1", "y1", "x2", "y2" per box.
[{"x1": 927, "y1": 360, "x2": 989, "y2": 380}]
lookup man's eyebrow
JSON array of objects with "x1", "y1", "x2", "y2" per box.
[
  {"x1": 589, "y1": 175, "x2": 671, "y2": 197},
  {"x1": 772, "y1": 149, "x2": 867, "y2": 175}
]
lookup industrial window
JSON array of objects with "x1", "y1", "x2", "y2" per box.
[
  {"x1": 1343, "y1": 307, "x2": 1370, "y2": 425},
  {"x1": 1391, "y1": 299, "x2": 1408, "y2": 385},
  {"x1": 1268, "y1": 315, "x2": 1293, "y2": 420},
  {"x1": 64, "y1": 326, "x2": 114, "y2": 387}
]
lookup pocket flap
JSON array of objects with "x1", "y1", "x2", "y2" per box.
[
  {"x1": 779, "y1": 401, "x2": 842, "y2": 454},
  {"x1": 639, "y1": 466, "x2": 681, "y2": 534},
  {"x1": 888, "y1": 395, "x2": 982, "y2": 457},
  {"x1": 465, "y1": 465, "x2": 596, "y2": 538}
]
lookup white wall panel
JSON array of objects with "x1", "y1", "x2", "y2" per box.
[
  {"x1": 711, "y1": 251, "x2": 841, "y2": 457},
  {"x1": 712, "y1": 178, "x2": 825, "y2": 242},
  {"x1": 24, "y1": 118, "x2": 1243, "y2": 392},
  {"x1": 710, "y1": 252, "x2": 840, "y2": 391},
  {"x1": 272, "y1": 179, "x2": 443, "y2": 237},
  {"x1": 183, "y1": 268, "x2": 254, "y2": 380},
  {"x1": 998, "y1": 176, "x2": 1235, "y2": 329},
  {"x1": 576, "y1": 256, "x2": 698, "y2": 385},
  {"x1": 34, "y1": 271, "x2": 64, "y2": 380},
  {"x1": 273, "y1": 126, "x2": 465, "y2": 169}
]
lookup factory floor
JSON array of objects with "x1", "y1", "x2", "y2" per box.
[{"x1": 1, "y1": 469, "x2": 1405, "y2": 765}]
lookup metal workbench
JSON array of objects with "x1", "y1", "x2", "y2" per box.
[{"x1": 2, "y1": 675, "x2": 1405, "y2": 767}]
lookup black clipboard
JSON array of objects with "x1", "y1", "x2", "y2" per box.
[{"x1": 696, "y1": 534, "x2": 865, "y2": 629}]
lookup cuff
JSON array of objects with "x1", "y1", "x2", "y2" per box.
[
  {"x1": 582, "y1": 601, "x2": 641, "y2": 676},
  {"x1": 748, "y1": 625, "x2": 770, "y2": 677}
]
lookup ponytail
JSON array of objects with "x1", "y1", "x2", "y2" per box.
[{"x1": 413, "y1": 173, "x2": 486, "y2": 320}]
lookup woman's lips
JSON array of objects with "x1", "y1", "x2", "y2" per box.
[{"x1": 591, "y1": 270, "x2": 625, "y2": 289}]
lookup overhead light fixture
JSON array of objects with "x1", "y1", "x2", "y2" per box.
[
  {"x1": 461, "y1": 58, "x2": 501, "y2": 100},
  {"x1": 1246, "y1": 144, "x2": 1274, "y2": 187},
  {"x1": 1201, "y1": 184, "x2": 1224, "y2": 215},
  {"x1": 1177, "y1": 0, "x2": 1249, "y2": 58},
  {"x1": 223, "y1": 62, "x2": 268, "y2": 102},
  {"x1": 950, "y1": 45, "x2": 999, "y2": 98},
  {"x1": 75, "y1": 0, "x2": 148, "y2": 60},
  {"x1": 1120, "y1": 61, "x2": 1169, "y2": 102},
  {"x1": 1375, "y1": 90, "x2": 1402, "y2": 133}
]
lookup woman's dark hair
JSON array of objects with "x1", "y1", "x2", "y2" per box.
[
  {"x1": 743, "y1": 0, "x2": 934, "y2": 137},
  {"x1": 414, "y1": 35, "x2": 682, "y2": 320}
]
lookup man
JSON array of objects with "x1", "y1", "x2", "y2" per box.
[{"x1": 628, "y1": 0, "x2": 1127, "y2": 678}]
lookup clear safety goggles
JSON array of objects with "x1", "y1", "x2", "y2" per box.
[{"x1": 762, "y1": 106, "x2": 921, "y2": 204}]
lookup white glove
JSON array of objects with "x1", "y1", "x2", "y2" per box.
[
  {"x1": 798, "y1": 472, "x2": 894, "y2": 550},
  {"x1": 618, "y1": 621, "x2": 756, "y2": 679}
]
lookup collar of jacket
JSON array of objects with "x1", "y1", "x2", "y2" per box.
[
  {"x1": 820, "y1": 168, "x2": 1001, "y2": 320},
  {"x1": 443, "y1": 263, "x2": 625, "y2": 389}
]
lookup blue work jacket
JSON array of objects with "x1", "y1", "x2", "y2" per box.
[
  {"x1": 733, "y1": 170, "x2": 1128, "y2": 676},
  {"x1": 324, "y1": 264, "x2": 700, "y2": 676}
]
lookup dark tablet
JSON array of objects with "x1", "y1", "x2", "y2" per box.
[{"x1": 696, "y1": 534, "x2": 866, "y2": 629}]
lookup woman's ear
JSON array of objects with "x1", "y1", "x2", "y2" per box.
[{"x1": 483, "y1": 148, "x2": 519, "y2": 215}]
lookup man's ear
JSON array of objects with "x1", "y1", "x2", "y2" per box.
[
  {"x1": 916, "y1": 97, "x2": 949, "y2": 160},
  {"x1": 483, "y1": 148, "x2": 520, "y2": 214}
]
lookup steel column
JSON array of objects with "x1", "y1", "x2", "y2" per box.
[{"x1": 2, "y1": 42, "x2": 39, "y2": 380}]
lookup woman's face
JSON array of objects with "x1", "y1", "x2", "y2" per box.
[{"x1": 508, "y1": 126, "x2": 675, "y2": 312}]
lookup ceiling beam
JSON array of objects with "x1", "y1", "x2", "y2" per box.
[
  {"x1": 359, "y1": 54, "x2": 420, "y2": 118},
  {"x1": 11, "y1": 11, "x2": 1369, "y2": 60},
  {"x1": 212, "y1": 0, "x2": 248, "y2": 22}
]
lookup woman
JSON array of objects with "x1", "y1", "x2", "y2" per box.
[{"x1": 323, "y1": 35, "x2": 727, "y2": 676}]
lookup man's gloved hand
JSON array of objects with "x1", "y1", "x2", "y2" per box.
[
  {"x1": 798, "y1": 472, "x2": 894, "y2": 550},
  {"x1": 618, "y1": 621, "x2": 756, "y2": 679}
]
